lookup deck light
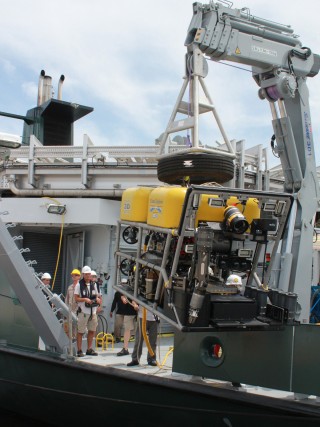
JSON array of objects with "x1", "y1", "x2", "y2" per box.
[
  {"x1": 47, "y1": 204, "x2": 66, "y2": 215},
  {"x1": 0, "y1": 133, "x2": 21, "y2": 149}
]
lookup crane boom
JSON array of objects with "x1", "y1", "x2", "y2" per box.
[{"x1": 186, "y1": 2, "x2": 320, "y2": 77}]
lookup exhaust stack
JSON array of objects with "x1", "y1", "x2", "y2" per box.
[
  {"x1": 24, "y1": 70, "x2": 92, "y2": 147},
  {"x1": 42, "y1": 75, "x2": 53, "y2": 104},
  {"x1": 57, "y1": 75, "x2": 65, "y2": 100},
  {"x1": 37, "y1": 70, "x2": 53, "y2": 105},
  {"x1": 37, "y1": 70, "x2": 45, "y2": 106}
]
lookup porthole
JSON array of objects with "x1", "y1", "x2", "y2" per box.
[{"x1": 200, "y1": 336, "x2": 225, "y2": 367}]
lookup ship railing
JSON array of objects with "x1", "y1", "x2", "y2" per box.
[
  {"x1": 38, "y1": 279, "x2": 78, "y2": 326},
  {"x1": 7, "y1": 134, "x2": 270, "y2": 169},
  {"x1": 2, "y1": 133, "x2": 286, "y2": 192}
]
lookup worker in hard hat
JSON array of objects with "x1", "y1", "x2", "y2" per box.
[
  {"x1": 64, "y1": 269, "x2": 81, "y2": 339},
  {"x1": 66, "y1": 269, "x2": 81, "y2": 313},
  {"x1": 41, "y1": 272, "x2": 52, "y2": 289},
  {"x1": 74, "y1": 266, "x2": 101, "y2": 357},
  {"x1": 225, "y1": 274, "x2": 243, "y2": 293},
  {"x1": 91, "y1": 270, "x2": 103, "y2": 312}
]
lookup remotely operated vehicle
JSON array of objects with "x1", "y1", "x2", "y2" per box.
[{"x1": 114, "y1": 1, "x2": 320, "y2": 393}]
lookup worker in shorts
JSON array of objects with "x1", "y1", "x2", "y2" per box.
[
  {"x1": 74, "y1": 266, "x2": 101, "y2": 357},
  {"x1": 65, "y1": 268, "x2": 81, "y2": 339}
]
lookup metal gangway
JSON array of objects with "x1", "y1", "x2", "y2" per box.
[{"x1": 0, "y1": 217, "x2": 77, "y2": 353}]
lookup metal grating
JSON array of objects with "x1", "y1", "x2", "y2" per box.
[{"x1": 22, "y1": 232, "x2": 63, "y2": 295}]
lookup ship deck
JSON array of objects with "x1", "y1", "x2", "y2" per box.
[
  {"x1": 78, "y1": 332, "x2": 320, "y2": 408},
  {"x1": 78, "y1": 333, "x2": 175, "y2": 379}
]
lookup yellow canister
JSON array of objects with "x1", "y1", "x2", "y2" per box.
[
  {"x1": 196, "y1": 195, "x2": 239, "y2": 223},
  {"x1": 147, "y1": 187, "x2": 187, "y2": 228},
  {"x1": 120, "y1": 187, "x2": 154, "y2": 222},
  {"x1": 239, "y1": 198, "x2": 260, "y2": 225}
]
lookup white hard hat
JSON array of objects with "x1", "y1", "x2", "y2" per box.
[
  {"x1": 226, "y1": 274, "x2": 242, "y2": 286},
  {"x1": 91, "y1": 270, "x2": 97, "y2": 277},
  {"x1": 41, "y1": 272, "x2": 51, "y2": 280},
  {"x1": 82, "y1": 265, "x2": 92, "y2": 274}
]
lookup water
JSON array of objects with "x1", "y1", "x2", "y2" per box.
[{"x1": 2, "y1": 409, "x2": 53, "y2": 426}]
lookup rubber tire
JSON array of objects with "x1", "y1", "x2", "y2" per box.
[{"x1": 157, "y1": 152, "x2": 234, "y2": 185}]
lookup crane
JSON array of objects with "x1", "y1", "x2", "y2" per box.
[{"x1": 165, "y1": 1, "x2": 320, "y2": 323}]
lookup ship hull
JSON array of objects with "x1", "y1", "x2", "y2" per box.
[{"x1": 0, "y1": 345, "x2": 319, "y2": 427}]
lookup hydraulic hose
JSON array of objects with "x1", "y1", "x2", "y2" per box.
[
  {"x1": 140, "y1": 308, "x2": 174, "y2": 368},
  {"x1": 159, "y1": 347, "x2": 174, "y2": 368}
]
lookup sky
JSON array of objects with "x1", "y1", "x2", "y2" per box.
[{"x1": 1, "y1": 0, "x2": 320, "y2": 168}]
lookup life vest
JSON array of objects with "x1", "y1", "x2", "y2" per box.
[
  {"x1": 79, "y1": 279, "x2": 96, "y2": 299},
  {"x1": 78, "y1": 279, "x2": 98, "y2": 318}
]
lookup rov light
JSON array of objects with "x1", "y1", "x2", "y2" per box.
[{"x1": 208, "y1": 197, "x2": 224, "y2": 207}]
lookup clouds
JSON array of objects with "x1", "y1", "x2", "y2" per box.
[
  {"x1": 0, "y1": 58, "x2": 16, "y2": 75},
  {"x1": 0, "y1": 0, "x2": 320, "y2": 165}
]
